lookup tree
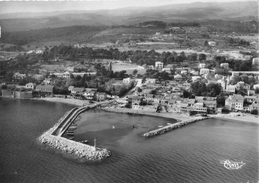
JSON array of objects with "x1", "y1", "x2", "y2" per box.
[
  {"x1": 183, "y1": 90, "x2": 191, "y2": 98},
  {"x1": 198, "y1": 53, "x2": 207, "y2": 61},
  {"x1": 133, "y1": 69, "x2": 138, "y2": 75},
  {"x1": 251, "y1": 109, "x2": 258, "y2": 115},
  {"x1": 190, "y1": 81, "x2": 207, "y2": 96},
  {"x1": 206, "y1": 83, "x2": 222, "y2": 97},
  {"x1": 222, "y1": 107, "x2": 230, "y2": 114}
]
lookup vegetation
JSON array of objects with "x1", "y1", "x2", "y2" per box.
[{"x1": 1, "y1": 26, "x2": 107, "y2": 46}]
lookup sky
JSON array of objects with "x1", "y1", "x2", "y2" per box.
[{"x1": 0, "y1": 0, "x2": 252, "y2": 14}]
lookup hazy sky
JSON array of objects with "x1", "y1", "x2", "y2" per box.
[{"x1": 0, "y1": 0, "x2": 252, "y2": 14}]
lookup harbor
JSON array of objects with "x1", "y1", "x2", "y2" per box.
[{"x1": 38, "y1": 101, "x2": 114, "y2": 161}]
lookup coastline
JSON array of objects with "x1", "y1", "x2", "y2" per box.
[
  {"x1": 2, "y1": 96, "x2": 258, "y2": 124},
  {"x1": 100, "y1": 106, "x2": 194, "y2": 121},
  {"x1": 210, "y1": 113, "x2": 259, "y2": 124}
]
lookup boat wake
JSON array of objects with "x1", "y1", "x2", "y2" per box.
[{"x1": 220, "y1": 159, "x2": 245, "y2": 170}]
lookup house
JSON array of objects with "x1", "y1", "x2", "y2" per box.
[
  {"x1": 250, "y1": 98, "x2": 259, "y2": 111},
  {"x1": 174, "y1": 74, "x2": 183, "y2": 81},
  {"x1": 200, "y1": 68, "x2": 210, "y2": 75},
  {"x1": 42, "y1": 78, "x2": 53, "y2": 85},
  {"x1": 53, "y1": 73, "x2": 63, "y2": 78},
  {"x1": 63, "y1": 71, "x2": 71, "y2": 79},
  {"x1": 236, "y1": 81, "x2": 250, "y2": 90},
  {"x1": 83, "y1": 88, "x2": 96, "y2": 100},
  {"x1": 225, "y1": 94, "x2": 244, "y2": 111},
  {"x1": 162, "y1": 68, "x2": 171, "y2": 73},
  {"x1": 190, "y1": 103, "x2": 207, "y2": 113},
  {"x1": 95, "y1": 92, "x2": 107, "y2": 101},
  {"x1": 155, "y1": 61, "x2": 164, "y2": 70},
  {"x1": 145, "y1": 78, "x2": 156, "y2": 84},
  {"x1": 72, "y1": 72, "x2": 86, "y2": 78},
  {"x1": 35, "y1": 85, "x2": 54, "y2": 95},
  {"x1": 192, "y1": 76, "x2": 201, "y2": 82},
  {"x1": 128, "y1": 96, "x2": 142, "y2": 104},
  {"x1": 71, "y1": 88, "x2": 85, "y2": 95},
  {"x1": 146, "y1": 65, "x2": 154, "y2": 70},
  {"x1": 32, "y1": 74, "x2": 44, "y2": 81},
  {"x1": 244, "y1": 96, "x2": 257, "y2": 103},
  {"x1": 190, "y1": 70, "x2": 199, "y2": 75},
  {"x1": 68, "y1": 86, "x2": 74, "y2": 92},
  {"x1": 252, "y1": 58, "x2": 259, "y2": 65},
  {"x1": 208, "y1": 41, "x2": 216, "y2": 47},
  {"x1": 123, "y1": 77, "x2": 132, "y2": 84},
  {"x1": 199, "y1": 63, "x2": 206, "y2": 69},
  {"x1": 66, "y1": 66, "x2": 74, "y2": 72},
  {"x1": 25, "y1": 83, "x2": 35, "y2": 90},
  {"x1": 180, "y1": 70, "x2": 188, "y2": 75},
  {"x1": 13, "y1": 73, "x2": 26, "y2": 80},
  {"x1": 253, "y1": 84, "x2": 259, "y2": 90},
  {"x1": 220, "y1": 63, "x2": 229, "y2": 69},
  {"x1": 226, "y1": 85, "x2": 236, "y2": 93}
]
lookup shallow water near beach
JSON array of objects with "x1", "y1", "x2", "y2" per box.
[{"x1": 0, "y1": 98, "x2": 258, "y2": 183}]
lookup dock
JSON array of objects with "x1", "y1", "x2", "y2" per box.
[{"x1": 143, "y1": 116, "x2": 211, "y2": 138}]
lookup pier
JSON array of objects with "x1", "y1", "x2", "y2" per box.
[
  {"x1": 143, "y1": 116, "x2": 211, "y2": 138},
  {"x1": 38, "y1": 101, "x2": 114, "y2": 161}
]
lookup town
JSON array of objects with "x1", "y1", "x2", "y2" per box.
[{"x1": 1, "y1": 41, "x2": 259, "y2": 117}]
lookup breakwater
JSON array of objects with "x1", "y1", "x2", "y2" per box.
[
  {"x1": 38, "y1": 102, "x2": 113, "y2": 161},
  {"x1": 143, "y1": 116, "x2": 211, "y2": 138}
]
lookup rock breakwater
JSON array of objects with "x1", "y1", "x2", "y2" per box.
[
  {"x1": 143, "y1": 116, "x2": 211, "y2": 138},
  {"x1": 38, "y1": 104, "x2": 112, "y2": 162}
]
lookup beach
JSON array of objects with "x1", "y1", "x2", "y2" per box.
[
  {"x1": 32, "y1": 97, "x2": 87, "y2": 106},
  {"x1": 211, "y1": 113, "x2": 259, "y2": 124},
  {"x1": 22, "y1": 97, "x2": 259, "y2": 124}
]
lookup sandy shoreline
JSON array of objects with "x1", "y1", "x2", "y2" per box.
[
  {"x1": 210, "y1": 113, "x2": 259, "y2": 124},
  {"x1": 32, "y1": 97, "x2": 87, "y2": 106},
  {"x1": 100, "y1": 106, "x2": 192, "y2": 121}
]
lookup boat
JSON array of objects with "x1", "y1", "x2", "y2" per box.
[
  {"x1": 158, "y1": 125, "x2": 163, "y2": 128},
  {"x1": 112, "y1": 126, "x2": 115, "y2": 129},
  {"x1": 80, "y1": 140, "x2": 88, "y2": 144}
]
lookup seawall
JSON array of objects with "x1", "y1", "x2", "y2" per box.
[
  {"x1": 143, "y1": 116, "x2": 211, "y2": 138},
  {"x1": 38, "y1": 102, "x2": 113, "y2": 162}
]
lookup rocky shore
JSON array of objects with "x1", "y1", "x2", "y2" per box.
[
  {"x1": 38, "y1": 104, "x2": 112, "y2": 162},
  {"x1": 143, "y1": 116, "x2": 211, "y2": 138}
]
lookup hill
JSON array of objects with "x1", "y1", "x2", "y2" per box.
[{"x1": 0, "y1": 1, "x2": 257, "y2": 32}]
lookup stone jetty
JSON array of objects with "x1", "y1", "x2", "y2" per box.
[
  {"x1": 38, "y1": 102, "x2": 113, "y2": 161},
  {"x1": 143, "y1": 116, "x2": 211, "y2": 138}
]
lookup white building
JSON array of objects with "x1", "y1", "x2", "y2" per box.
[
  {"x1": 252, "y1": 58, "x2": 259, "y2": 65},
  {"x1": 220, "y1": 63, "x2": 229, "y2": 69},
  {"x1": 123, "y1": 77, "x2": 132, "y2": 84},
  {"x1": 253, "y1": 84, "x2": 259, "y2": 90},
  {"x1": 25, "y1": 83, "x2": 35, "y2": 90},
  {"x1": 199, "y1": 63, "x2": 206, "y2": 69},
  {"x1": 226, "y1": 85, "x2": 236, "y2": 93},
  {"x1": 62, "y1": 71, "x2": 71, "y2": 79},
  {"x1": 200, "y1": 68, "x2": 210, "y2": 75},
  {"x1": 155, "y1": 61, "x2": 164, "y2": 70},
  {"x1": 208, "y1": 41, "x2": 216, "y2": 47},
  {"x1": 145, "y1": 78, "x2": 156, "y2": 84}
]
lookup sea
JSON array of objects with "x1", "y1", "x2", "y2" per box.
[{"x1": 0, "y1": 98, "x2": 258, "y2": 183}]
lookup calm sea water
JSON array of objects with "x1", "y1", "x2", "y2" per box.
[{"x1": 0, "y1": 98, "x2": 258, "y2": 183}]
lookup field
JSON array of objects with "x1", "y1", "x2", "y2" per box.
[{"x1": 112, "y1": 62, "x2": 146, "y2": 75}]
